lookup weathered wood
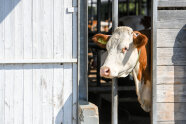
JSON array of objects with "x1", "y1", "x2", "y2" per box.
[
  {"x1": 157, "y1": 48, "x2": 186, "y2": 65},
  {"x1": 157, "y1": 66, "x2": 186, "y2": 85},
  {"x1": 157, "y1": 20, "x2": 186, "y2": 29},
  {"x1": 157, "y1": 84, "x2": 186, "y2": 102},
  {"x1": 152, "y1": 0, "x2": 158, "y2": 123},
  {"x1": 23, "y1": 64, "x2": 33, "y2": 124},
  {"x1": 157, "y1": 29, "x2": 186, "y2": 48},
  {"x1": 63, "y1": 64, "x2": 73, "y2": 124},
  {"x1": 157, "y1": 10, "x2": 186, "y2": 29},
  {"x1": 4, "y1": 65, "x2": 14, "y2": 124},
  {"x1": 42, "y1": 64, "x2": 53, "y2": 124},
  {"x1": 41, "y1": 0, "x2": 53, "y2": 59},
  {"x1": 53, "y1": 64, "x2": 64, "y2": 124},
  {"x1": 33, "y1": 64, "x2": 42, "y2": 124},
  {"x1": 157, "y1": 121, "x2": 186, "y2": 124},
  {"x1": 158, "y1": 10, "x2": 186, "y2": 21},
  {"x1": 0, "y1": 65, "x2": 4, "y2": 124},
  {"x1": 0, "y1": 0, "x2": 4, "y2": 59},
  {"x1": 14, "y1": 0, "x2": 23, "y2": 59},
  {"x1": 14, "y1": 65, "x2": 24, "y2": 124},
  {"x1": 64, "y1": 0, "x2": 73, "y2": 59},
  {"x1": 23, "y1": 0, "x2": 32, "y2": 59},
  {"x1": 54, "y1": 0, "x2": 64, "y2": 59},
  {"x1": 157, "y1": 103, "x2": 186, "y2": 121},
  {"x1": 158, "y1": 0, "x2": 186, "y2": 7},
  {"x1": 4, "y1": 0, "x2": 15, "y2": 59}
]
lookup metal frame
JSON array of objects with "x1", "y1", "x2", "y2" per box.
[
  {"x1": 78, "y1": 0, "x2": 88, "y2": 102},
  {"x1": 112, "y1": 0, "x2": 118, "y2": 124},
  {"x1": 151, "y1": 0, "x2": 157, "y2": 124}
]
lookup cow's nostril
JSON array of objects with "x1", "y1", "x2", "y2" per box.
[
  {"x1": 105, "y1": 68, "x2": 109, "y2": 73},
  {"x1": 100, "y1": 66, "x2": 110, "y2": 77}
]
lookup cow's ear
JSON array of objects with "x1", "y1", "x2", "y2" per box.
[
  {"x1": 92, "y1": 34, "x2": 110, "y2": 48},
  {"x1": 133, "y1": 31, "x2": 148, "y2": 48}
]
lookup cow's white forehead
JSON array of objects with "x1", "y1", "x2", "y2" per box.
[{"x1": 114, "y1": 26, "x2": 133, "y2": 34}]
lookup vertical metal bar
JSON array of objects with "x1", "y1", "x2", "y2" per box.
[
  {"x1": 147, "y1": 0, "x2": 151, "y2": 16},
  {"x1": 97, "y1": 0, "x2": 101, "y2": 32},
  {"x1": 108, "y1": 0, "x2": 111, "y2": 28},
  {"x1": 138, "y1": 0, "x2": 141, "y2": 15},
  {"x1": 135, "y1": 0, "x2": 137, "y2": 15},
  {"x1": 152, "y1": 0, "x2": 157, "y2": 124},
  {"x1": 112, "y1": 0, "x2": 118, "y2": 32},
  {"x1": 112, "y1": 0, "x2": 118, "y2": 124},
  {"x1": 78, "y1": 0, "x2": 88, "y2": 102},
  {"x1": 127, "y1": 0, "x2": 129, "y2": 15},
  {"x1": 97, "y1": 50, "x2": 101, "y2": 86},
  {"x1": 90, "y1": 0, "x2": 93, "y2": 26},
  {"x1": 112, "y1": 78, "x2": 118, "y2": 124}
]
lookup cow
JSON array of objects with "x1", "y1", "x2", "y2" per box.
[{"x1": 92, "y1": 26, "x2": 151, "y2": 112}]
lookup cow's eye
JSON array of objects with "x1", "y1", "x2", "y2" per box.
[{"x1": 122, "y1": 47, "x2": 128, "y2": 53}]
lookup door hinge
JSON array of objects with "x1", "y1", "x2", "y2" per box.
[{"x1": 67, "y1": 7, "x2": 78, "y2": 13}]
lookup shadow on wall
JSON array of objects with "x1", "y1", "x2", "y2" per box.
[
  {"x1": 0, "y1": 0, "x2": 20, "y2": 23},
  {"x1": 173, "y1": 24, "x2": 186, "y2": 123},
  {"x1": 55, "y1": 94, "x2": 74, "y2": 124}
]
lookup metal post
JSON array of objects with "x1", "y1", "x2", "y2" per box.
[
  {"x1": 112, "y1": 0, "x2": 118, "y2": 124},
  {"x1": 112, "y1": 78, "x2": 118, "y2": 124},
  {"x1": 78, "y1": 0, "x2": 88, "y2": 102},
  {"x1": 112, "y1": 0, "x2": 118, "y2": 32},
  {"x1": 127, "y1": 0, "x2": 129, "y2": 15},
  {"x1": 97, "y1": 0, "x2": 101, "y2": 32}
]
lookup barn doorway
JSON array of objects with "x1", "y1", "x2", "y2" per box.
[{"x1": 87, "y1": 0, "x2": 152, "y2": 123}]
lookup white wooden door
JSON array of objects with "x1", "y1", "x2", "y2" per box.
[{"x1": 0, "y1": 0, "x2": 78, "y2": 124}]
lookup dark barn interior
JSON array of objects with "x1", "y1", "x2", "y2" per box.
[{"x1": 88, "y1": 0, "x2": 152, "y2": 123}]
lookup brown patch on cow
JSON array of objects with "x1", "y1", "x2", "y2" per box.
[
  {"x1": 92, "y1": 34, "x2": 110, "y2": 48},
  {"x1": 133, "y1": 31, "x2": 148, "y2": 81},
  {"x1": 133, "y1": 31, "x2": 148, "y2": 49}
]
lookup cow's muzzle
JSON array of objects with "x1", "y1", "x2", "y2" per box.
[{"x1": 100, "y1": 66, "x2": 110, "y2": 77}]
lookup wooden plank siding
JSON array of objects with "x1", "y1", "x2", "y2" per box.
[
  {"x1": 158, "y1": 0, "x2": 186, "y2": 7},
  {"x1": 156, "y1": 1, "x2": 186, "y2": 123},
  {"x1": 0, "y1": 0, "x2": 78, "y2": 124}
]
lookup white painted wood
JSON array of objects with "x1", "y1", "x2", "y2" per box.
[
  {"x1": 64, "y1": 64, "x2": 73, "y2": 124},
  {"x1": 33, "y1": 0, "x2": 41, "y2": 59},
  {"x1": 64, "y1": 0, "x2": 73, "y2": 59},
  {"x1": 33, "y1": 64, "x2": 42, "y2": 124},
  {"x1": 0, "y1": 0, "x2": 78, "y2": 123},
  {"x1": 14, "y1": 0, "x2": 23, "y2": 59},
  {"x1": 53, "y1": 64, "x2": 64, "y2": 124},
  {"x1": 54, "y1": 0, "x2": 64, "y2": 59},
  {"x1": 42, "y1": 64, "x2": 53, "y2": 124},
  {"x1": 41, "y1": 0, "x2": 53, "y2": 59},
  {"x1": 0, "y1": 0, "x2": 5, "y2": 59},
  {"x1": 23, "y1": 0, "x2": 32, "y2": 59},
  {"x1": 14, "y1": 65, "x2": 24, "y2": 124},
  {"x1": 23, "y1": 64, "x2": 33, "y2": 124},
  {"x1": 0, "y1": 58, "x2": 77, "y2": 64},
  {"x1": 0, "y1": 65, "x2": 5, "y2": 124},
  {"x1": 72, "y1": 63, "x2": 78, "y2": 123},
  {"x1": 4, "y1": 0, "x2": 15, "y2": 59},
  {"x1": 4, "y1": 65, "x2": 14, "y2": 124}
]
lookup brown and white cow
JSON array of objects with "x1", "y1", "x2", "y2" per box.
[{"x1": 92, "y1": 26, "x2": 151, "y2": 112}]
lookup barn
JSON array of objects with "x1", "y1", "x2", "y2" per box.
[{"x1": 0, "y1": 0, "x2": 185, "y2": 124}]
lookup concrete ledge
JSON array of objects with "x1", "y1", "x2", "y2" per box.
[{"x1": 79, "y1": 101, "x2": 99, "y2": 124}]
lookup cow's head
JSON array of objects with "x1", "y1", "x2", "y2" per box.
[{"x1": 92, "y1": 26, "x2": 148, "y2": 78}]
